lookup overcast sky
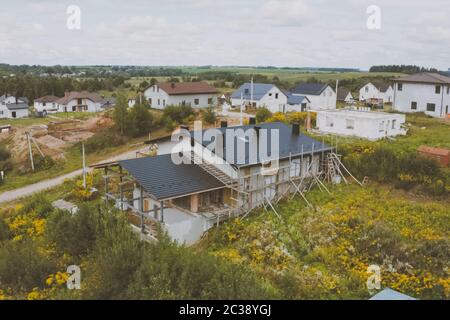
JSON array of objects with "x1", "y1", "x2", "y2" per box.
[{"x1": 1, "y1": 0, "x2": 449, "y2": 70}]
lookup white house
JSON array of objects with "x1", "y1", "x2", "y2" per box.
[
  {"x1": 337, "y1": 88, "x2": 354, "y2": 103},
  {"x1": 0, "y1": 95, "x2": 29, "y2": 119},
  {"x1": 393, "y1": 73, "x2": 450, "y2": 118},
  {"x1": 34, "y1": 95, "x2": 60, "y2": 114},
  {"x1": 316, "y1": 108, "x2": 406, "y2": 140},
  {"x1": 143, "y1": 82, "x2": 218, "y2": 109},
  {"x1": 290, "y1": 83, "x2": 336, "y2": 110},
  {"x1": 230, "y1": 83, "x2": 310, "y2": 113},
  {"x1": 55, "y1": 91, "x2": 106, "y2": 113},
  {"x1": 359, "y1": 82, "x2": 394, "y2": 103}
]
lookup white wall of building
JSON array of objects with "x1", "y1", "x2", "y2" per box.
[
  {"x1": 293, "y1": 86, "x2": 336, "y2": 110},
  {"x1": 316, "y1": 109, "x2": 406, "y2": 140},
  {"x1": 144, "y1": 85, "x2": 216, "y2": 109},
  {"x1": 231, "y1": 87, "x2": 289, "y2": 113},
  {"x1": 0, "y1": 105, "x2": 29, "y2": 119},
  {"x1": 393, "y1": 82, "x2": 450, "y2": 118},
  {"x1": 359, "y1": 83, "x2": 394, "y2": 103},
  {"x1": 58, "y1": 99, "x2": 103, "y2": 113},
  {"x1": 34, "y1": 101, "x2": 58, "y2": 113}
]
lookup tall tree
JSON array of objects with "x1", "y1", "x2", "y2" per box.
[{"x1": 112, "y1": 92, "x2": 130, "y2": 135}]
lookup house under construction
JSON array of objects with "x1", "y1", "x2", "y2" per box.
[{"x1": 97, "y1": 121, "x2": 339, "y2": 244}]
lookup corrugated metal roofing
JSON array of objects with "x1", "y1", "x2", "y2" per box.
[
  {"x1": 286, "y1": 93, "x2": 308, "y2": 105},
  {"x1": 193, "y1": 122, "x2": 332, "y2": 168},
  {"x1": 118, "y1": 154, "x2": 224, "y2": 201},
  {"x1": 291, "y1": 83, "x2": 328, "y2": 95}
]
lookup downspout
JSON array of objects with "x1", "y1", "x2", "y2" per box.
[{"x1": 440, "y1": 84, "x2": 444, "y2": 118}]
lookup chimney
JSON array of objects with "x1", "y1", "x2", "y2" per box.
[
  {"x1": 220, "y1": 120, "x2": 228, "y2": 128},
  {"x1": 64, "y1": 90, "x2": 70, "y2": 98},
  {"x1": 249, "y1": 117, "x2": 256, "y2": 125},
  {"x1": 171, "y1": 83, "x2": 176, "y2": 89},
  {"x1": 292, "y1": 122, "x2": 300, "y2": 135},
  {"x1": 180, "y1": 125, "x2": 189, "y2": 131}
]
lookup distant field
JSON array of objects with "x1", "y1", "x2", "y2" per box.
[{"x1": 126, "y1": 68, "x2": 405, "y2": 95}]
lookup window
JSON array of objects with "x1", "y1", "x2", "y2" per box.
[
  {"x1": 208, "y1": 98, "x2": 213, "y2": 105},
  {"x1": 392, "y1": 119, "x2": 396, "y2": 129},
  {"x1": 411, "y1": 101, "x2": 417, "y2": 110},
  {"x1": 268, "y1": 93, "x2": 272, "y2": 96},
  {"x1": 275, "y1": 93, "x2": 279, "y2": 99},
  {"x1": 301, "y1": 103, "x2": 307, "y2": 112},
  {"x1": 426, "y1": 103, "x2": 436, "y2": 112},
  {"x1": 158, "y1": 99, "x2": 160, "y2": 105},
  {"x1": 0, "y1": 111, "x2": 3, "y2": 115},
  {"x1": 244, "y1": 89, "x2": 249, "y2": 94},
  {"x1": 435, "y1": 85, "x2": 441, "y2": 94},
  {"x1": 148, "y1": 98, "x2": 152, "y2": 105},
  {"x1": 163, "y1": 99, "x2": 165, "y2": 107},
  {"x1": 398, "y1": 83, "x2": 403, "y2": 91},
  {"x1": 194, "y1": 99, "x2": 199, "y2": 105},
  {"x1": 153, "y1": 86, "x2": 155, "y2": 92},
  {"x1": 379, "y1": 121, "x2": 384, "y2": 132},
  {"x1": 447, "y1": 86, "x2": 449, "y2": 94},
  {"x1": 365, "y1": 86, "x2": 369, "y2": 93},
  {"x1": 345, "y1": 119, "x2": 355, "y2": 129},
  {"x1": 43, "y1": 102, "x2": 46, "y2": 107},
  {"x1": 77, "y1": 98, "x2": 82, "y2": 105}
]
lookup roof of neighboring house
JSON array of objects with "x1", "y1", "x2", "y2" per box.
[
  {"x1": 118, "y1": 154, "x2": 225, "y2": 201},
  {"x1": 285, "y1": 92, "x2": 310, "y2": 105},
  {"x1": 5, "y1": 102, "x2": 29, "y2": 110},
  {"x1": 152, "y1": 82, "x2": 218, "y2": 96},
  {"x1": 34, "y1": 95, "x2": 60, "y2": 103},
  {"x1": 290, "y1": 83, "x2": 330, "y2": 96},
  {"x1": 363, "y1": 82, "x2": 392, "y2": 92},
  {"x1": 101, "y1": 97, "x2": 116, "y2": 107},
  {"x1": 337, "y1": 88, "x2": 352, "y2": 101},
  {"x1": 55, "y1": 91, "x2": 104, "y2": 105},
  {"x1": 193, "y1": 122, "x2": 332, "y2": 168},
  {"x1": 231, "y1": 83, "x2": 284, "y2": 100},
  {"x1": 393, "y1": 72, "x2": 450, "y2": 85},
  {"x1": 369, "y1": 288, "x2": 416, "y2": 300}
]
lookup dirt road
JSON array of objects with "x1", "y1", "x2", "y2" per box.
[{"x1": 0, "y1": 140, "x2": 177, "y2": 205}]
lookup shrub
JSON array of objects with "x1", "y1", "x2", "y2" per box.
[
  {"x1": 201, "y1": 106, "x2": 217, "y2": 124},
  {"x1": 0, "y1": 240, "x2": 57, "y2": 293},
  {"x1": 0, "y1": 145, "x2": 11, "y2": 161},
  {"x1": 163, "y1": 105, "x2": 194, "y2": 124},
  {"x1": 255, "y1": 107, "x2": 272, "y2": 123},
  {"x1": 83, "y1": 129, "x2": 127, "y2": 153}
]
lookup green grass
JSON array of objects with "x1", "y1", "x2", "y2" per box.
[
  {"x1": 310, "y1": 113, "x2": 450, "y2": 153},
  {"x1": 200, "y1": 183, "x2": 450, "y2": 299}
]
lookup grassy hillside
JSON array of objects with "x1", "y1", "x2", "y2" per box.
[{"x1": 200, "y1": 183, "x2": 450, "y2": 299}]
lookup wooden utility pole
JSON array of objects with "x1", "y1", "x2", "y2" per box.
[{"x1": 82, "y1": 143, "x2": 87, "y2": 189}]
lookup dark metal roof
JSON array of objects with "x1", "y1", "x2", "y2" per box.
[
  {"x1": 291, "y1": 83, "x2": 329, "y2": 95},
  {"x1": 6, "y1": 103, "x2": 29, "y2": 110},
  {"x1": 193, "y1": 122, "x2": 332, "y2": 168},
  {"x1": 118, "y1": 154, "x2": 224, "y2": 201}
]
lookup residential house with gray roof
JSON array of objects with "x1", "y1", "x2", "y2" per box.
[
  {"x1": 97, "y1": 121, "x2": 332, "y2": 244},
  {"x1": 290, "y1": 83, "x2": 337, "y2": 110},
  {"x1": 393, "y1": 72, "x2": 450, "y2": 118}
]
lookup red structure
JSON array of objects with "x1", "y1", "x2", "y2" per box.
[{"x1": 417, "y1": 145, "x2": 450, "y2": 167}]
